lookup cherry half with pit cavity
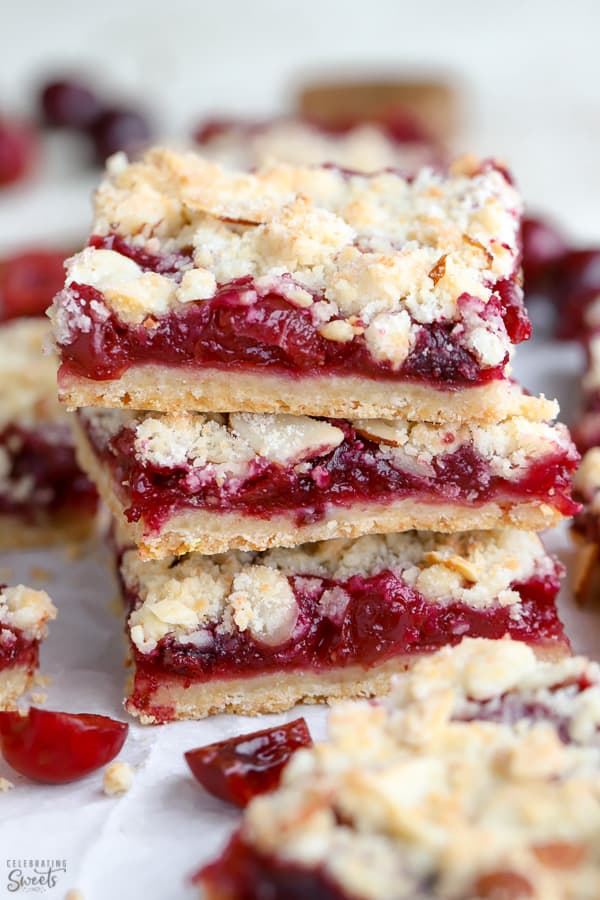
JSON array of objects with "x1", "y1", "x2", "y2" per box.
[
  {"x1": 0, "y1": 708, "x2": 128, "y2": 784},
  {"x1": 185, "y1": 717, "x2": 312, "y2": 807}
]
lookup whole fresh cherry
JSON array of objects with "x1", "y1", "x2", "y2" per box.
[
  {"x1": 40, "y1": 79, "x2": 104, "y2": 130},
  {"x1": 89, "y1": 107, "x2": 152, "y2": 162}
]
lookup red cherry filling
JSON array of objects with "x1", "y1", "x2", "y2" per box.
[
  {"x1": 0, "y1": 249, "x2": 66, "y2": 321},
  {"x1": 195, "y1": 834, "x2": 346, "y2": 900},
  {"x1": 56, "y1": 233, "x2": 527, "y2": 387},
  {"x1": 0, "y1": 708, "x2": 128, "y2": 784},
  {"x1": 554, "y1": 248, "x2": 600, "y2": 339},
  {"x1": 185, "y1": 718, "x2": 312, "y2": 807},
  {"x1": 0, "y1": 119, "x2": 37, "y2": 187}
]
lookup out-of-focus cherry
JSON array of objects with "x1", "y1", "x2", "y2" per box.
[
  {"x1": 0, "y1": 708, "x2": 128, "y2": 784},
  {"x1": 0, "y1": 249, "x2": 66, "y2": 321},
  {"x1": 40, "y1": 79, "x2": 104, "y2": 130},
  {"x1": 89, "y1": 108, "x2": 152, "y2": 162},
  {"x1": 522, "y1": 215, "x2": 569, "y2": 294},
  {"x1": 0, "y1": 118, "x2": 38, "y2": 187}
]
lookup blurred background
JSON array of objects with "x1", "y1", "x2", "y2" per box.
[{"x1": 1, "y1": 0, "x2": 599, "y2": 249}]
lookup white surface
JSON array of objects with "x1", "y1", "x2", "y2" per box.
[{"x1": 0, "y1": 339, "x2": 596, "y2": 900}]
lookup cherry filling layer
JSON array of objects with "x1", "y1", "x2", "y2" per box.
[
  {"x1": 83, "y1": 416, "x2": 579, "y2": 533},
  {"x1": 0, "y1": 424, "x2": 97, "y2": 520},
  {"x1": 57, "y1": 234, "x2": 529, "y2": 387},
  {"x1": 127, "y1": 566, "x2": 565, "y2": 719},
  {"x1": 0, "y1": 625, "x2": 38, "y2": 675},
  {"x1": 196, "y1": 834, "x2": 346, "y2": 900}
]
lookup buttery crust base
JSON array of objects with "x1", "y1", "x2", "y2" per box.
[
  {"x1": 73, "y1": 421, "x2": 563, "y2": 559},
  {"x1": 0, "y1": 511, "x2": 97, "y2": 551},
  {"x1": 0, "y1": 666, "x2": 33, "y2": 709},
  {"x1": 126, "y1": 640, "x2": 570, "y2": 725},
  {"x1": 59, "y1": 365, "x2": 557, "y2": 425}
]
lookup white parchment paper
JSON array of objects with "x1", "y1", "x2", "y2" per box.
[{"x1": 0, "y1": 334, "x2": 597, "y2": 900}]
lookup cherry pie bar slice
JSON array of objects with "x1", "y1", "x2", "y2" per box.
[
  {"x1": 196, "y1": 637, "x2": 600, "y2": 900},
  {"x1": 193, "y1": 115, "x2": 441, "y2": 175},
  {"x1": 76, "y1": 404, "x2": 578, "y2": 559},
  {"x1": 571, "y1": 447, "x2": 600, "y2": 600},
  {"x1": 117, "y1": 529, "x2": 568, "y2": 724},
  {"x1": 0, "y1": 584, "x2": 56, "y2": 709},
  {"x1": 51, "y1": 148, "x2": 537, "y2": 423},
  {"x1": 0, "y1": 318, "x2": 97, "y2": 547}
]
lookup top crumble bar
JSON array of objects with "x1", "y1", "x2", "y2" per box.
[{"x1": 51, "y1": 148, "x2": 534, "y2": 422}]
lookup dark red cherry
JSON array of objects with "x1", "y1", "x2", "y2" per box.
[
  {"x1": 90, "y1": 108, "x2": 152, "y2": 163},
  {"x1": 40, "y1": 79, "x2": 104, "y2": 130},
  {"x1": 185, "y1": 718, "x2": 312, "y2": 807}
]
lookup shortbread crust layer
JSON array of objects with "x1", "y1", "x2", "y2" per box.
[
  {"x1": 60, "y1": 364, "x2": 557, "y2": 424},
  {"x1": 118, "y1": 530, "x2": 568, "y2": 723},
  {"x1": 75, "y1": 407, "x2": 578, "y2": 557},
  {"x1": 197, "y1": 638, "x2": 600, "y2": 900}
]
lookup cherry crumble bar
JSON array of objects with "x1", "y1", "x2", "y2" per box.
[
  {"x1": 116, "y1": 529, "x2": 568, "y2": 724},
  {"x1": 0, "y1": 584, "x2": 56, "y2": 709},
  {"x1": 193, "y1": 115, "x2": 442, "y2": 175},
  {"x1": 0, "y1": 319, "x2": 97, "y2": 547},
  {"x1": 75, "y1": 404, "x2": 578, "y2": 558},
  {"x1": 196, "y1": 638, "x2": 600, "y2": 900},
  {"x1": 51, "y1": 148, "x2": 535, "y2": 423}
]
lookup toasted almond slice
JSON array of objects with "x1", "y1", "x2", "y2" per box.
[
  {"x1": 351, "y1": 418, "x2": 407, "y2": 447},
  {"x1": 423, "y1": 551, "x2": 479, "y2": 583}
]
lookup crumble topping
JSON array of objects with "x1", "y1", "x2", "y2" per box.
[
  {"x1": 196, "y1": 118, "x2": 438, "y2": 174},
  {"x1": 121, "y1": 530, "x2": 553, "y2": 654},
  {"x1": 0, "y1": 584, "x2": 57, "y2": 641},
  {"x1": 80, "y1": 406, "x2": 573, "y2": 484},
  {"x1": 0, "y1": 319, "x2": 62, "y2": 428},
  {"x1": 103, "y1": 761, "x2": 134, "y2": 796},
  {"x1": 233, "y1": 638, "x2": 600, "y2": 900},
  {"x1": 55, "y1": 148, "x2": 523, "y2": 371}
]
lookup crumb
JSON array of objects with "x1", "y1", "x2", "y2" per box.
[
  {"x1": 103, "y1": 761, "x2": 134, "y2": 796},
  {"x1": 30, "y1": 691, "x2": 47, "y2": 704},
  {"x1": 33, "y1": 672, "x2": 51, "y2": 688},
  {"x1": 28, "y1": 566, "x2": 53, "y2": 582},
  {"x1": 63, "y1": 542, "x2": 85, "y2": 561},
  {"x1": 0, "y1": 777, "x2": 14, "y2": 792},
  {"x1": 65, "y1": 890, "x2": 84, "y2": 900}
]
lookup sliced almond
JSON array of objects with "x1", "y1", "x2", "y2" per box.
[
  {"x1": 423, "y1": 552, "x2": 479, "y2": 583},
  {"x1": 532, "y1": 841, "x2": 586, "y2": 869},
  {"x1": 230, "y1": 413, "x2": 344, "y2": 465},
  {"x1": 428, "y1": 254, "x2": 447, "y2": 286},
  {"x1": 351, "y1": 418, "x2": 407, "y2": 447}
]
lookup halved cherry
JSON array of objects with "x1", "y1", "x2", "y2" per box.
[
  {"x1": 0, "y1": 249, "x2": 67, "y2": 321},
  {"x1": 185, "y1": 717, "x2": 312, "y2": 807},
  {"x1": 0, "y1": 708, "x2": 128, "y2": 784}
]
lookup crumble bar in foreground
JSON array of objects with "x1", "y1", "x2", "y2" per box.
[
  {"x1": 196, "y1": 637, "x2": 600, "y2": 900},
  {"x1": 76, "y1": 404, "x2": 578, "y2": 558},
  {"x1": 51, "y1": 149, "x2": 536, "y2": 423},
  {"x1": 0, "y1": 584, "x2": 56, "y2": 709},
  {"x1": 116, "y1": 530, "x2": 569, "y2": 724}
]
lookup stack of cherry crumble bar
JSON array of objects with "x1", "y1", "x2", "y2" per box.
[{"x1": 49, "y1": 147, "x2": 579, "y2": 723}]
